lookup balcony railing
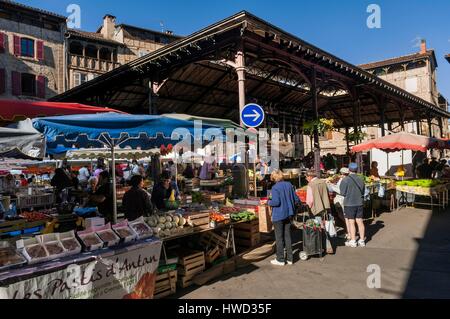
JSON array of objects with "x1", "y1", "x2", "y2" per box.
[{"x1": 69, "y1": 54, "x2": 120, "y2": 72}]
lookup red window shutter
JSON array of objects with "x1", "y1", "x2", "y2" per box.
[
  {"x1": 11, "y1": 71, "x2": 21, "y2": 95},
  {"x1": 37, "y1": 41, "x2": 44, "y2": 60},
  {"x1": 0, "y1": 69, "x2": 5, "y2": 94},
  {"x1": 37, "y1": 75, "x2": 46, "y2": 98},
  {"x1": 13, "y1": 35, "x2": 21, "y2": 56},
  {"x1": 0, "y1": 33, "x2": 5, "y2": 53}
]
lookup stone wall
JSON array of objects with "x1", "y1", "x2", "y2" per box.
[{"x1": 0, "y1": 18, "x2": 65, "y2": 100}]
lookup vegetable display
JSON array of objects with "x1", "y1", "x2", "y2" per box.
[
  {"x1": 230, "y1": 211, "x2": 257, "y2": 222},
  {"x1": 209, "y1": 212, "x2": 226, "y2": 222}
]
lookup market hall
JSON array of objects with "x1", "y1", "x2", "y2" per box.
[
  {"x1": 1, "y1": 10, "x2": 450, "y2": 300},
  {"x1": 51, "y1": 11, "x2": 450, "y2": 172}
]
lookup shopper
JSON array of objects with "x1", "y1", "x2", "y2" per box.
[
  {"x1": 123, "y1": 175, "x2": 153, "y2": 221},
  {"x1": 51, "y1": 168, "x2": 73, "y2": 201},
  {"x1": 305, "y1": 170, "x2": 333, "y2": 254},
  {"x1": 369, "y1": 161, "x2": 380, "y2": 179},
  {"x1": 416, "y1": 159, "x2": 432, "y2": 179},
  {"x1": 340, "y1": 162, "x2": 366, "y2": 248},
  {"x1": 182, "y1": 164, "x2": 195, "y2": 179},
  {"x1": 93, "y1": 171, "x2": 113, "y2": 223},
  {"x1": 78, "y1": 165, "x2": 91, "y2": 189},
  {"x1": 267, "y1": 170, "x2": 300, "y2": 266},
  {"x1": 151, "y1": 171, "x2": 174, "y2": 210},
  {"x1": 19, "y1": 174, "x2": 28, "y2": 187}
]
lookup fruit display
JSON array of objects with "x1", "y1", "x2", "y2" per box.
[
  {"x1": 0, "y1": 243, "x2": 27, "y2": 270},
  {"x1": 78, "y1": 233, "x2": 103, "y2": 249},
  {"x1": 146, "y1": 212, "x2": 190, "y2": 238},
  {"x1": 25, "y1": 245, "x2": 48, "y2": 259},
  {"x1": 61, "y1": 238, "x2": 81, "y2": 252},
  {"x1": 97, "y1": 230, "x2": 120, "y2": 244},
  {"x1": 396, "y1": 179, "x2": 440, "y2": 187},
  {"x1": 129, "y1": 218, "x2": 153, "y2": 239},
  {"x1": 209, "y1": 212, "x2": 226, "y2": 223},
  {"x1": 230, "y1": 211, "x2": 257, "y2": 222},
  {"x1": 44, "y1": 242, "x2": 65, "y2": 256},
  {"x1": 114, "y1": 227, "x2": 135, "y2": 239},
  {"x1": 19, "y1": 211, "x2": 50, "y2": 222}
]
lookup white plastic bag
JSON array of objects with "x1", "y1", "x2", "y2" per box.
[{"x1": 325, "y1": 216, "x2": 337, "y2": 237}]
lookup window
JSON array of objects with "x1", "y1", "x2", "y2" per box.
[
  {"x1": 74, "y1": 72, "x2": 88, "y2": 87},
  {"x1": 21, "y1": 73, "x2": 36, "y2": 96},
  {"x1": 20, "y1": 38, "x2": 35, "y2": 57}
]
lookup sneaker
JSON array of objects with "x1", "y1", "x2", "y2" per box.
[
  {"x1": 270, "y1": 259, "x2": 285, "y2": 266},
  {"x1": 358, "y1": 240, "x2": 366, "y2": 247},
  {"x1": 286, "y1": 261, "x2": 293, "y2": 265},
  {"x1": 345, "y1": 240, "x2": 357, "y2": 248}
]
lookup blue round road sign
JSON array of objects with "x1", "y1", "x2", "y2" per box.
[{"x1": 240, "y1": 103, "x2": 265, "y2": 128}]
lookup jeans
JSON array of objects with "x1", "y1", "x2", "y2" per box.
[{"x1": 273, "y1": 218, "x2": 293, "y2": 263}]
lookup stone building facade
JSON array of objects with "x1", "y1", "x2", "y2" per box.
[
  {"x1": 306, "y1": 40, "x2": 448, "y2": 156},
  {"x1": 67, "y1": 14, "x2": 181, "y2": 89},
  {"x1": 0, "y1": 1, "x2": 67, "y2": 101}
]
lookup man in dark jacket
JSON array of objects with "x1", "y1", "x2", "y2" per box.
[{"x1": 123, "y1": 175, "x2": 153, "y2": 221}]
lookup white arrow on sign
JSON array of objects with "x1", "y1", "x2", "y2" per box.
[{"x1": 243, "y1": 109, "x2": 261, "y2": 122}]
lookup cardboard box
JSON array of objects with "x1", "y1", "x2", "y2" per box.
[{"x1": 257, "y1": 205, "x2": 273, "y2": 233}]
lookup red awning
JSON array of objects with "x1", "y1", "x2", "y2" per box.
[
  {"x1": 0, "y1": 99, "x2": 125, "y2": 124},
  {"x1": 351, "y1": 131, "x2": 449, "y2": 153}
]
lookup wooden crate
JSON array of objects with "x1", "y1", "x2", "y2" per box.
[
  {"x1": 205, "y1": 246, "x2": 220, "y2": 264},
  {"x1": 154, "y1": 270, "x2": 177, "y2": 299},
  {"x1": 233, "y1": 219, "x2": 259, "y2": 233},
  {"x1": 177, "y1": 250, "x2": 204, "y2": 266},
  {"x1": 186, "y1": 212, "x2": 210, "y2": 229},
  {"x1": 233, "y1": 220, "x2": 260, "y2": 248},
  {"x1": 234, "y1": 234, "x2": 261, "y2": 248},
  {"x1": 203, "y1": 193, "x2": 226, "y2": 203},
  {"x1": 199, "y1": 231, "x2": 228, "y2": 255},
  {"x1": 176, "y1": 250, "x2": 205, "y2": 288}
]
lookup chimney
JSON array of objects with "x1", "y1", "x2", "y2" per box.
[
  {"x1": 102, "y1": 14, "x2": 116, "y2": 40},
  {"x1": 420, "y1": 39, "x2": 427, "y2": 54}
]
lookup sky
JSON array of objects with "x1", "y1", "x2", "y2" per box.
[{"x1": 18, "y1": 0, "x2": 450, "y2": 99}]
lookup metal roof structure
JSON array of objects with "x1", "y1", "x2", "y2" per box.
[{"x1": 50, "y1": 11, "x2": 450, "y2": 131}]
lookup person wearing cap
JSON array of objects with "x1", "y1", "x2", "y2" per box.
[{"x1": 340, "y1": 163, "x2": 366, "y2": 248}]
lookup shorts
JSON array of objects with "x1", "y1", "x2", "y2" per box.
[{"x1": 344, "y1": 206, "x2": 364, "y2": 219}]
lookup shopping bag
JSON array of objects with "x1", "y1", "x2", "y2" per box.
[
  {"x1": 378, "y1": 185, "x2": 385, "y2": 198},
  {"x1": 325, "y1": 217, "x2": 337, "y2": 238}
]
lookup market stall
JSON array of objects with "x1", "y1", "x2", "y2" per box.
[
  {"x1": 32, "y1": 112, "x2": 222, "y2": 223},
  {"x1": 351, "y1": 131, "x2": 450, "y2": 212}
]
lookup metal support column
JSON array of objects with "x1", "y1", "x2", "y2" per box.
[
  {"x1": 235, "y1": 46, "x2": 246, "y2": 127},
  {"x1": 380, "y1": 102, "x2": 386, "y2": 137},
  {"x1": 311, "y1": 68, "x2": 320, "y2": 176}
]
